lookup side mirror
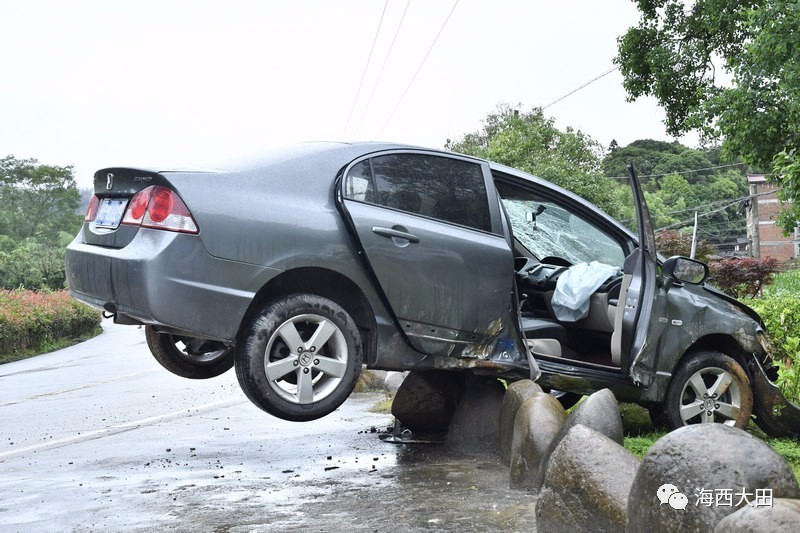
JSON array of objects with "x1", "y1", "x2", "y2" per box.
[{"x1": 662, "y1": 256, "x2": 709, "y2": 285}]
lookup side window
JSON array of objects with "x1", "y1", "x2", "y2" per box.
[
  {"x1": 344, "y1": 160, "x2": 374, "y2": 202},
  {"x1": 344, "y1": 153, "x2": 491, "y2": 232}
]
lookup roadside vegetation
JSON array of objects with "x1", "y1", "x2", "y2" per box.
[
  {"x1": 0, "y1": 289, "x2": 101, "y2": 364},
  {"x1": 0, "y1": 156, "x2": 102, "y2": 363},
  {"x1": 747, "y1": 269, "x2": 800, "y2": 405},
  {"x1": 620, "y1": 402, "x2": 800, "y2": 484}
]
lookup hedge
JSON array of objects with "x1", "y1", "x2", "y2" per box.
[
  {"x1": 747, "y1": 270, "x2": 800, "y2": 403},
  {"x1": 0, "y1": 289, "x2": 101, "y2": 358}
]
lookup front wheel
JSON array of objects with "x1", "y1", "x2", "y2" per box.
[
  {"x1": 145, "y1": 326, "x2": 234, "y2": 379},
  {"x1": 235, "y1": 294, "x2": 362, "y2": 422},
  {"x1": 658, "y1": 350, "x2": 753, "y2": 430}
]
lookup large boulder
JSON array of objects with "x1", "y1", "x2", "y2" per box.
[
  {"x1": 536, "y1": 424, "x2": 640, "y2": 533},
  {"x1": 535, "y1": 388, "x2": 623, "y2": 488},
  {"x1": 499, "y1": 380, "x2": 543, "y2": 465},
  {"x1": 509, "y1": 392, "x2": 566, "y2": 490},
  {"x1": 391, "y1": 370, "x2": 465, "y2": 434},
  {"x1": 714, "y1": 498, "x2": 800, "y2": 531},
  {"x1": 446, "y1": 375, "x2": 506, "y2": 453},
  {"x1": 627, "y1": 424, "x2": 800, "y2": 533}
]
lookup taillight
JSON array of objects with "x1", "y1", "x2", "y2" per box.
[
  {"x1": 125, "y1": 188, "x2": 152, "y2": 223},
  {"x1": 148, "y1": 187, "x2": 174, "y2": 223},
  {"x1": 84, "y1": 195, "x2": 100, "y2": 222},
  {"x1": 121, "y1": 186, "x2": 198, "y2": 234}
]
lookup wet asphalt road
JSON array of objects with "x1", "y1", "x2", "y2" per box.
[{"x1": 0, "y1": 321, "x2": 537, "y2": 532}]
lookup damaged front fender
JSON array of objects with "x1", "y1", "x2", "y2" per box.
[{"x1": 749, "y1": 356, "x2": 800, "y2": 438}]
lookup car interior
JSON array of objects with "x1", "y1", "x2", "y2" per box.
[
  {"x1": 515, "y1": 254, "x2": 626, "y2": 370},
  {"x1": 496, "y1": 178, "x2": 631, "y2": 371}
]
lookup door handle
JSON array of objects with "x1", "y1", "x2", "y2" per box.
[{"x1": 371, "y1": 226, "x2": 420, "y2": 244}]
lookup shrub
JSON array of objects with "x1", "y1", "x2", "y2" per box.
[
  {"x1": 709, "y1": 256, "x2": 782, "y2": 298},
  {"x1": 762, "y1": 268, "x2": 800, "y2": 296},
  {"x1": 749, "y1": 270, "x2": 800, "y2": 403},
  {"x1": 0, "y1": 289, "x2": 101, "y2": 358}
]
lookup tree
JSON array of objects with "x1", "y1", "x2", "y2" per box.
[
  {"x1": 0, "y1": 156, "x2": 82, "y2": 245},
  {"x1": 616, "y1": 0, "x2": 800, "y2": 233},
  {"x1": 656, "y1": 230, "x2": 716, "y2": 263},
  {"x1": 446, "y1": 105, "x2": 624, "y2": 219},
  {"x1": 0, "y1": 156, "x2": 82, "y2": 290},
  {"x1": 601, "y1": 140, "x2": 748, "y2": 247}
]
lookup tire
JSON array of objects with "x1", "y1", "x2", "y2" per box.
[
  {"x1": 235, "y1": 294, "x2": 362, "y2": 422},
  {"x1": 658, "y1": 350, "x2": 753, "y2": 430},
  {"x1": 145, "y1": 326, "x2": 234, "y2": 379}
]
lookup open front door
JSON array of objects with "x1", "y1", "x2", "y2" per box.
[{"x1": 621, "y1": 164, "x2": 667, "y2": 386}]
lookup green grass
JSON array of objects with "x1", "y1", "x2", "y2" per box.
[{"x1": 619, "y1": 403, "x2": 800, "y2": 482}]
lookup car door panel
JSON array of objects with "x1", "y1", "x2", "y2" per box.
[
  {"x1": 623, "y1": 165, "x2": 667, "y2": 386},
  {"x1": 342, "y1": 199, "x2": 514, "y2": 355},
  {"x1": 338, "y1": 151, "x2": 521, "y2": 359}
]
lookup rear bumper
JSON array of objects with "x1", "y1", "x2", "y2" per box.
[{"x1": 65, "y1": 226, "x2": 276, "y2": 342}]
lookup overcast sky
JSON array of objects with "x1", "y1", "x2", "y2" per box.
[{"x1": 1, "y1": 0, "x2": 694, "y2": 187}]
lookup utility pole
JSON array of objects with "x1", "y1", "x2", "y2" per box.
[
  {"x1": 690, "y1": 212, "x2": 698, "y2": 259},
  {"x1": 748, "y1": 181, "x2": 761, "y2": 259}
]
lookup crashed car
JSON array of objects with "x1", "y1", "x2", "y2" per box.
[{"x1": 66, "y1": 142, "x2": 800, "y2": 434}]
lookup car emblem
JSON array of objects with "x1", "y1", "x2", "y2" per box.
[{"x1": 106, "y1": 173, "x2": 114, "y2": 190}]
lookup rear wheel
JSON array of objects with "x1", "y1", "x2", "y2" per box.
[
  {"x1": 658, "y1": 350, "x2": 753, "y2": 430},
  {"x1": 235, "y1": 294, "x2": 362, "y2": 421},
  {"x1": 145, "y1": 326, "x2": 234, "y2": 379}
]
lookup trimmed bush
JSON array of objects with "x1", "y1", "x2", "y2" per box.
[
  {"x1": 0, "y1": 289, "x2": 101, "y2": 358},
  {"x1": 748, "y1": 269, "x2": 800, "y2": 403}
]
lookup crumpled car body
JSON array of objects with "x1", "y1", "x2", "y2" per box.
[{"x1": 65, "y1": 142, "x2": 800, "y2": 433}]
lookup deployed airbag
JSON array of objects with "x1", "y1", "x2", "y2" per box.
[{"x1": 551, "y1": 261, "x2": 620, "y2": 322}]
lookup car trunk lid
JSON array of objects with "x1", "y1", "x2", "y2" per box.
[{"x1": 82, "y1": 168, "x2": 193, "y2": 249}]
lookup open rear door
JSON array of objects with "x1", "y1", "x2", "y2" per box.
[{"x1": 621, "y1": 165, "x2": 667, "y2": 387}]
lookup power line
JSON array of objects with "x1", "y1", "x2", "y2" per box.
[
  {"x1": 378, "y1": 0, "x2": 460, "y2": 136},
  {"x1": 658, "y1": 188, "x2": 777, "y2": 218},
  {"x1": 541, "y1": 65, "x2": 619, "y2": 110},
  {"x1": 659, "y1": 195, "x2": 748, "y2": 218},
  {"x1": 657, "y1": 195, "x2": 761, "y2": 231},
  {"x1": 606, "y1": 163, "x2": 748, "y2": 179},
  {"x1": 342, "y1": 0, "x2": 389, "y2": 137},
  {"x1": 353, "y1": 0, "x2": 412, "y2": 137},
  {"x1": 618, "y1": 189, "x2": 777, "y2": 232}
]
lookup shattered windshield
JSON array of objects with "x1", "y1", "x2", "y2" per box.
[{"x1": 498, "y1": 183, "x2": 626, "y2": 267}]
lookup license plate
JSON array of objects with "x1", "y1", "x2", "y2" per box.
[{"x1": 94, "y1": 198, "x2": 128, "y2": 229}]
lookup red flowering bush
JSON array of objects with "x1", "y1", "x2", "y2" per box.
[
  {"x1": 709, "y1": 257, "x2": 782, "y2": 298},
  {"x1": 0, "y1": 289, "x2": 100, "y2": 358}
]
